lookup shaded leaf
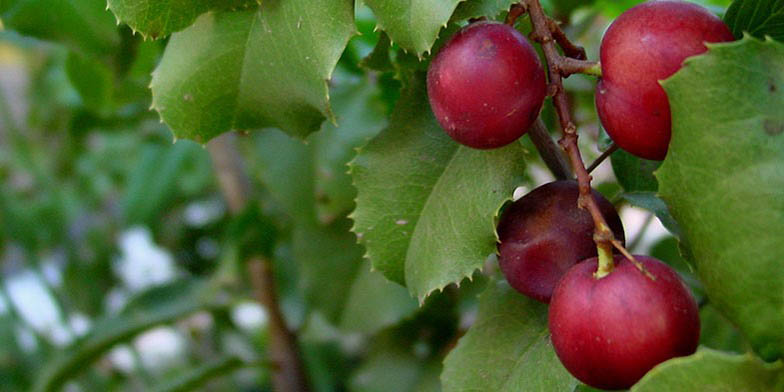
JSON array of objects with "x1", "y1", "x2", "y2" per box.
[
  {"x1": 621, "y1": 192, "x2": 682, "y2": 239},
  {"x1": 658, "y1": 37, "x2": 784, "y2": 360},
  {"x1": 724, "y1": 0, "x2": 784, "y2": 41},
  {"x1": 451, "y1": 0, "x2": 518, "y2": 22},
  {"x1": 441, "y1": 279, "x2": 577, "y2": 392},
  {"x1": 350, "y1": 73, "x2": 527, "y2": 300},
  {"x1": 611, "y1": 148, "x2": 661, "y2": 193},
  {"x1": 65, "y1": 51, "x2": 113, "y2": 114}
]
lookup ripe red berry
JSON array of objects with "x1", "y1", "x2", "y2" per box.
[
  {"x1": 596, "y1": 0, "x2": 734, "y2": 160},
  {"x1": 549, "y1": 255, "x2": 700, "y2": 390},
  {"x1": 496, "y1": 181, "x2": 624, "y2": 303},
  {"x1": 427, "y1": 22, "x2": 546, "y2": 149}
]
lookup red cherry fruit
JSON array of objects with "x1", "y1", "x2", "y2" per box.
[
  {"x1": 549, "y1": 255, "x2": 700, "y2": 390},
  {"x1": 596, "y1": 0, "x2": 734, "y2": 160},
  {"x1": 496, "y1": 181, "x2": 624, "y2": 303},
  {"x1": 427, "y1": 21, "x2": 546, "y2": 149}
]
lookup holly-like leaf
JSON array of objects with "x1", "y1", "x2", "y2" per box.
[
  {"x1": 364, "y1": 0, "x2": 462, "y2": 55},
  {"x1": 106, "y1": 0, "x2": 253, "y2": 40},
  {"x1": 658, "y1": 37, "x2": 784, "y2": 360},
  {"x1": 724, "y1": 0, "x2": 784, "y2": 41},
  {"x1": 451, "y1": 0, "x2": 518, "y2": 22},
  {"x1": 349, "y1": 73, "x2": 527, "y2": 300},
  {"x1": 441, "y1": 279, "x2": 578, "y2": 392},
  {"x1": 632, "y1": 349, "x2": 784, "y2": 391},
  {"x1": 150, "y1": 0, "x2": 354, "y2": 143},
  {"x1": 1, "y1": 0, "x2": 119, "y2": 54}
]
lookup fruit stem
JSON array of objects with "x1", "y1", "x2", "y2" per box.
[
  {"x1": 506, "y1": 3, "x2": 527, "y2": 26},
  {"x1": 523, "y1": 0, "x2": 653, "y2": 279},
  {"x1": 586, "y1": 143, "x2": 618, "y2": 173},
  {"x1": 594, "y1": 242, "x2": 615, "y2": 279}
]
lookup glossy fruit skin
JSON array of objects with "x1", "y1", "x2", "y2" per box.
[
  {"x1": 549, "y1": 255, "x2": 700, "y2": 390},
  {"x1": 596, "y1": 0, "x2": 734, "y2": 160},
  {"x1": 427, "y1": 21, "x2": 546, "y2": 149},
  {"x1": 496, "y1": 181, "x2": 624, "y2": 303}
]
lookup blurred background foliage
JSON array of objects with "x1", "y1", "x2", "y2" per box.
[{"x1": 0, "y1": 0, "x2": 744, "y2": 391}]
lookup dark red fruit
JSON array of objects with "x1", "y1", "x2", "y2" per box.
[
  {"x1": 549, "y1": 255, "x2": 700, "y2": 390},
  {"x1": 496, "y1": 181, "x2": 624, "y2": 303},
  {"x1": 427, "y1": 21, "x2": 546, "y2": 149},
  {"x1": 596, "y1": 0, "x2": 734, "y2": 160}
]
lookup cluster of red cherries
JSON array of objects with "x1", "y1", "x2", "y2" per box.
[{"x1": 426, "y1": 1, "x2": 734, "y2": 390}]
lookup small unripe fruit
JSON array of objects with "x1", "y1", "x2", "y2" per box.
[
  {"x1": 596, "y1": 0, "x2": 734, "y2": 160},
  {"x1": 549, "y1": 255, "x2": 700, "y2": 390},
  {"x1": 496, "y1": 181, "x2": 624, "y2": 303},
  {"x1": 427, "y1": 22, "x2": 546, "y2": 149}
]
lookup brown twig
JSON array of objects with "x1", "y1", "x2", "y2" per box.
[
  {"x1": 586, "y1": 143, "x2": 619, "y2": 173},
  {"x1": 207, "y1": 133, "x2": 311, "y2": 391},
  {"x1": 546, "y1": 18, "x2": 587, "y2": 60},
  {"x1": 523, "y1": 0, "x2": 649, "y2": 277},
  {"x1": 506, "y1": 3, "x2": 527, "y2": 25},
  {"x1": 527, "y1": 118, "x2": 573, "y2": 180}
]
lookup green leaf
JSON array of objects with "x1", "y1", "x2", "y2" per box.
[
  {"x1": 339, "y1": 264, "x2": 418, "y2": 334},
  {"x1": 33, "y1": 279, "x2": 230, "y2": 392},
  {"x1": 65, "y1": 51, "x2": 113, "y2": 114},
  {"x1": 364, "y1": 0, "x2": 462, "y2": 55},
  {"x1": 724, "y1": 0, "x2": 784, "y2": 41},
  {"x1": 658, "y1": 37, "x2": 784, "y2": 360},
  {"x1": 1, "y1": 0, "x2": 119, "y2": 54},
  {"x1": 350, "y1": 332, "x2": 441, "y2": 392},
  {"x1": 295, "y1": 219, "x2": 417, "y2": 333},
  {"x1": 441, "y1": 279, "x2": 578, "y2": 392},
  {"x1": 699, "y1": 305, "x2": 748, "y2": 353},
  {"x1": 151, "y1": 356, "x2": 247, "y2": 392},
  {"x1": 106, "y1": 0, "x2": 253, "y2": 40},
  {"x1": 620, "y1": 192, "x2": 682, "y2": 238},
  {"x1": 309, "y1": 79, "x2": 387, "y2": 224},
  {"x1": 121, "y1": 142, "x2": 203, "y2": 226},
  {"x1": 350, "y1": 73, "x2": 527, "y2": 300},
  {"x1": 632, "y1": 349, "x2": 784, "y2": 391},
  {"x1": 611, "y1": 148, "x2": 661, "y2": 193},
  {"x1": 150, "y1": 0, "x2": 355, "y2": 143},
  {"x1": 451, "y1": 0, "x2": 518, "y2": 22}
]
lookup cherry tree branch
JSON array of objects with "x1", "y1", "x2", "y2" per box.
[
  {"x1": 522, "y1": 0, "x2": 650, "y2": 278},
  {"x1": 207, "y1": 133, "x2": 311, "y2": 392}
]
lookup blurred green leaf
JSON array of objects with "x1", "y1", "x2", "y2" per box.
[
  {"x1": 309, "y1": 79, "x2": 387, "y2": 224},
  {"x1": 659, "y1": 37, "x2": 784, "y2": 360},
  {"x1": 1, "y1": 0, "x2": 119, "y2": 54},
  {"x1": 33, "y1": 279, "x2": 231, "y2": 392},
  {"x1": 339, "y1": 265, "x2": 417, "y2": 334},
  {"x1": 632, "y1": 349, "x2": 784, "y2": 391},
  {"x1": 150, "y1": 1, "x2": 354, "y2": 143},
  {"x1": 151, "y1": 356, "x2": 247, "y2": 392},
  {"x1": 65, "y1": 51, "x2": 113, "y2": 115},
  {"x1": 441, "y1": 279, "x2": 578, "y2": 391},
  {"x1": 122, "y1": 141, "x2": 206, "y2": 226},
  {"x1": 699, "y1": 305, "x2": 747, "y2": 354},
  {"x1": 350, "y1": 331, "x2": 441, "y2": 392},
  {"x1": 350, "y1": 73, "x2": 527, "y2": 300},
  {"x1": 725, "y1": 0, "x2": 784, "y2": 41}
]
